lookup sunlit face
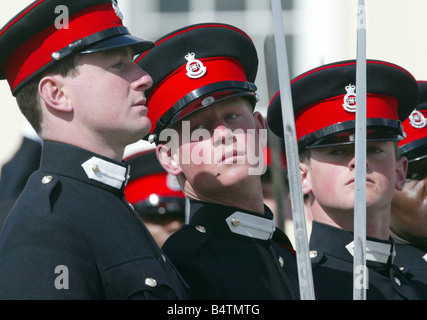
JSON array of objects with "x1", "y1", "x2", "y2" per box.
[
  {"x1": 63, "y1": 48, "x2": 153, "y2": 146},
  {"x1": 171, "y1": 97, "x2": 266, "y2": 196},
  {"x1": 391, "y1": 159, "x2": 427, "y2": 245},
  {"x1": 302, "y1": 142, "x2": 406, "y2": 214}
]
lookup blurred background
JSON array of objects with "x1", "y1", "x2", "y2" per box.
[{"x1": 1, "y1": 0, "x2": 427, "y2": 170}]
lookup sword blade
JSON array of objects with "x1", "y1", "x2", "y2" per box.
[
  {"x1": 353, "y1": 0, "x2": 368, "y2": 300},
  {"x1": 271, "y1": 0, "x2": 315, "y2": 300}
]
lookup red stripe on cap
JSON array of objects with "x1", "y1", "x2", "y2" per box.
[
  {"x1": 400, "y1": 109, "x2": 427, "y2": 147},
  {"x1": 0, "y1": 0, "x2": 44, "y2": 37},
  {"x1": 147, "y1": 57, "x2": 247, "y2": 134},
  {"x1": 3, "y1": 3, "x2": 123, "y2": 92},
  {"x1": 295, "y1": 94, "x2": 399, "y2": 141},
  {"x1": 124, "y1": 173, "x2": 184, "y2": 204}
]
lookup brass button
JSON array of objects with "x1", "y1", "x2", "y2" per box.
[
  {"x1": 195, "y1": 225, "x2": 206, "y2": 233},
  {"x1": 231, "y1": 218, "x2": 240, "y2": 226},
  {"x1": 145, "y1": 278, "x2": 157, "y2": 287},
  {"x1": 394, "y1": 277, "x2": 401, "y2": 287},
  {"x1": 278, "y1": 256, "x2": 284, "y2": 268},
  {"x1": 41, "y1": 176, "x2": 53, "y2": 184},
  {"x1": 92, "y1": 164, "x2": 100, "y2": 172},
  {"x1": 309, "y1": 250, "x2": 318, "y2": 259}
]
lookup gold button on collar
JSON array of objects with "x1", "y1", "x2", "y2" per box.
[
  {"x1": 309, "y1": 250, "x2": 318, "y2": 259},
  {"x1": 394, "y1": 277, "x2": 402, "y2": 287},
  {"x1": 41, "y1": 176, "x2": 53, "y2": 184},
  {"x1": 231, "y1": 218, "x2": 240, "y2": 226},
  {"x1": 145, "y1": 278, "x2": 157, "y2": 287},
  {"x1": 195, "y1": 225, "x2": 206, "y2": 233},
  {"x1": 278, "y1": 256, "x2": 284, "y2": 268}
]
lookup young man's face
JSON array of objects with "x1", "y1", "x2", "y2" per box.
[
  {"x1": 391, "y1": 159, "x2": 427, "y2": 245},
  {"x1": 301, "y1": 141, "x2": 407, "y2": 213},
  {"x1": 62, "y1": 47, "x2": 153, "y2": 146},
  {"x1": 165, "y1": 97, "x2": 266, "y2": 196}
]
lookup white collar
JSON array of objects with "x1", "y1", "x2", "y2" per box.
[
  {"x1": 225, "y1": 211, "x2": 276, "y2": 240},
  {"x1": 346, "y1": 240, "x2": 396, "y2": 264},
  {"x1": 81, "y1": 156, "x2": 129, "y2": 189}
]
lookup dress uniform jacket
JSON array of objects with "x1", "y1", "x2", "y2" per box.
[
  {"x1": 0, "y1": 137, "x2": 42, "y2": 225},
  {"x1": 394, "y1": 244, "x2": 427, "y2": 299},
  {"x1": 0, "y1": 141, "x2": 188, "y2": 300},
  {"x1": 161, "y1": 200, "x2": 300, "y2": 300},
  {"x1": 309, "y1": 221, "x2": 422, "y2": 300}
]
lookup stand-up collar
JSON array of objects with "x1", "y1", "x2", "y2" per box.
[
  {"x1": 310, "y1": 221, "x2": 396, "y2": 265},
  {"x1": 188, "y1": 200, "x2": 276, "y2": 241},
  {"x1": 40, "y1": 141, "x2": 130, "y2": 193}
]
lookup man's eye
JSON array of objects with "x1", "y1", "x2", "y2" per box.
[
  {"x1": 367, "y1": 146, "x2": 383, "y2": 154},
  {"x1": 225, "y1": 113, "x2": 238, "y2": 120},
  {"x1": 328, "y1": 149, "x2": 345, "y2": 156}
]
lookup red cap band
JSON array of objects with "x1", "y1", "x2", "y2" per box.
[
  {"x1": 2, "y1": 3, "x2": 123, "y2": 92},
  {"x1": 125, "y1": 172, "x2": 184, "y2": 204},
  {"x1": 295, "y1": 93, "x2": 399, "y2": 141},
  {"x1": 146, "y1": 57, "x2": 247, "y2": 134}
]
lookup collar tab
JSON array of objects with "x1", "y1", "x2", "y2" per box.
[
  {"x1": 225, "y1": 211, "x2": 275, "y2": 240},
  {"x1": 346, "y1": 240, "x2": 396, "y2": 264},
  {"x1": 81, "y1": 156, "x2": 129, "y2": 189}
]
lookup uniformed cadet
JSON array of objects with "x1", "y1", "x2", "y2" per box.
[
  {"x1": 268, "y1": 59, "x2": 423, "y2": 300},
  {"x1": 391, "y1": 81, "x2": 427, "y2": 299},
  {"x1": 124, "y1": 148, "x2": 185, "y2": 247},
  {"x1": 0, "y1": 0, "x2": 187, "y2": 299},
  {"x1": 136, "y1": 23, "x2": 300, "y2": 300}
]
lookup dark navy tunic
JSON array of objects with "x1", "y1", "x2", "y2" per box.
[
  {"x1": 309, "y1": 221, "x2": 422, "y2": 300},
  {"x1": 0, "y1": 141, "x2": 188, "y2": 300},
  {"x1": 394, "y1": 244, "x2": 427, "y2": 299},
  {"x1": 162, "y1": 200, "x2": 300, "y2": 300},
  {"x1": 0, "y1": 137, "x2": 42, "y2": 225}
]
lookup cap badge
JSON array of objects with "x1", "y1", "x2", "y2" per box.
[
  {"x1": 185, "y1": 52, "x2": 207, "y2": 79},
  {"x1": 342, "y1": 84, "x2": 357, "y2": 113},
  {"x1": 112, "y1": 0, "x2": 124, "y2": 20},
  {"x1": 409, "y1": 110, "x2": 427, "y2": 129}
]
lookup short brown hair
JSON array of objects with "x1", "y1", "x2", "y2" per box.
[{"x1": 15, "y1": 54, "x2": 80, "y2": 134}]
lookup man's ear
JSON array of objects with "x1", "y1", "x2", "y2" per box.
[
  {"x1": 38, "y1": 75, "x2": 73, "y2": 112},
  {"x1": 156, "y1": 144, "x2": 182, "y2": 176},
  {"x1": 253, "y1": 111, "x2": 267, "y2": 148},
  {"x1": 395, "y1": 156, "x2": 408, "y2": 191},
  {"x1": 300, "y1": 161, "x2": 312, "y2": 195}
]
